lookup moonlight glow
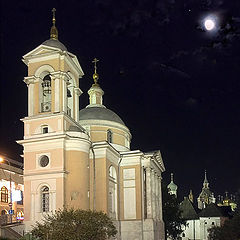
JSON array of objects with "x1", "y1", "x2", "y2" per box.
[{"x1": 204, "y1": 18, "x2": 215, "y2": 31}]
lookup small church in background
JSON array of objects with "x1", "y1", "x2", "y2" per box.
[
  {"x1": 167, "y1": 171, "x2": 236, "y2": 240},
  {"x1": 17, "y1": 9, "x2": 166, "y2": 240}
]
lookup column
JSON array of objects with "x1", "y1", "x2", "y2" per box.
[
  {"x1": 28, "y1": 83, "x2": 34, "y2": 116},
  {"x1": 31, "y1": 193, "x2": 35, "y2": 220},
  {"x1": 62, "y1": 75, "x2": 67, "y2": 113},
  {"x1": 54, "y1": 77, "x2": 60, "y2": 112},
  {"x1": 151, "y1": 169, "x2": 156, "y2": 219},
  {"x1": 155, "y1": 174, "x2": 159, "y2": 220},
  {"x1": 74, "y1": 88, "x2": 82, "y2": 122},
  {"x1": 146, "y1": 167, "x2": 152, "y2": 218},
  {"x1": 52, "y1": 192, "x2": 56, "y2": 212},
  {"x1": 158, "y1": 176, "x2": 163, "y2": 220}
]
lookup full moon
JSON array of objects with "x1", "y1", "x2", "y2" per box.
[{"x1": 204, "y1": 19, "x2": 215, "y2": 31}]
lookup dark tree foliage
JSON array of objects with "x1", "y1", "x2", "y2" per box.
[
  {"x1": 30, "y1": 209, "x2": 117, "y2": 240},
  {"x1": 208, "y1": 192, "x2": 240, "y2": 240},
  {"x1": 208, "y1": 212, "x2": 240, "y2": 240},
  {"x1": 162, "y1": 181, "x2": 186, "y2": 240}
]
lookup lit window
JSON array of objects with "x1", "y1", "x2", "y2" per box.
[
  {"x1": 107, "y1": 130, "x2": 113, "y2": 143},
  {"x1": 1, "y1": 187, "x2": 8, "y2": 203},
  {"x1": 42, "y1": 186, "x2": 49, "y2": 212}
]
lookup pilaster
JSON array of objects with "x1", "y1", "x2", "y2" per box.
[
  {"x1": 151, "y1": 169, "x2": 156, "y2": 219},
  {"x1": 146, "y1": 167, "x2": 152, "y2": 218},
  {"x1": 158, "y1": 176, "x2": 163, "y2": 220}
]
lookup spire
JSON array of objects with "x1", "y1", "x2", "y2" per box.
[
  {"x1": 171, "y1": 173, "x2": 174, "y2": 182},
  {"x1": 189, "y1": 189, "x2": 194, "y2": 203},
  {"x1": 50, "y1": 8, "x2": 58, "y2": 40},
  {"x1": 92, "y1": 58, "x2": 99, "y2": 86},
  {"x1": 203, "y1": 170, "x2": 209, "y2": 188}
]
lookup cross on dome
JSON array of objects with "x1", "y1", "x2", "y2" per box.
[
  {"x1": 50, "y1": 8, "x2": 58, "y2": 40},
  {"x1": 92, "y1": 58, "x2": 99, "y2": 85}
]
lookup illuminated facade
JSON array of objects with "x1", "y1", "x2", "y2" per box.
[
  {"x1": 17, "y1": 9, "x2": 165, "y2": 240},
  {"x1": 0, "y1": 156, "x2": 24, "y2": 224},
  {"x1": 197, "y1": 170, "x2": 216, "y2": 209}
]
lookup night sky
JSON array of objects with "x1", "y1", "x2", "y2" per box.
[{"x1": 1, "y1": 0, "x2": 240, "y2": 201}]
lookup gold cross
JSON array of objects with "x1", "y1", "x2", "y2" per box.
[
  {"x1": 92, "y1": 58, "x2": 99, "y2": 74},
  {"x1": 52, "y1": 8, "x2": 56, "y2": 25}
]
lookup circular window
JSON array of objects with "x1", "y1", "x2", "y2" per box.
[{"x1": 40, "y1": 155, "x2": 49, "y2": 167}]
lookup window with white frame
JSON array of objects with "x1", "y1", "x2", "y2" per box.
[{"x1": 1, "y1": 187, "x2": 8, "y2": 203}]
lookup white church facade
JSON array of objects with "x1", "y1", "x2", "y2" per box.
[{"x1": 17, "y1": 9, "x2": 165, "y2": 240}]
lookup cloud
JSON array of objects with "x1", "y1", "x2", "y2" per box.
[
  {"x1": 170, "y1": 50, "x2": 189, "y2": 61},
  {"x1": 151, "y1": 63, "x2": 190, "y2": 79}
]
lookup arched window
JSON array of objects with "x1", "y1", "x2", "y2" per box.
[
  {"x1": 41, "y1": 186, "x2": 49, "y2": 212},
  {"x1": 41, "y1": 74, "x2": 52, "y2": 112},
  {"x1": 1, "y1": 210, "x2": 7, "y2": 215},
  {"x1": 1, "y1": 187, "x2": 8, "y2": 203},
  {"x1": 107, "y1": 129, "x2": 113, "y2": 143}
]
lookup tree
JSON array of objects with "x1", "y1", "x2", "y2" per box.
[
  {"x1": 208, "y1": 210, "x2": 240, "y2": 240},
  {"x1": 208, "y1": 191, "x2": 240, "y2": 240},
  {"x1": 162, "y1": 182, "x2": 186, "y2": 240},
  {"x1": 31, "y1": 209, "x2": 117, "y2": 240}
]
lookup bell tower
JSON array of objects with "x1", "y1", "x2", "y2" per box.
[
  {"x1": 18, "y1": 9, "x2": 91, "y2": 232},
  {"x1": 23, "y1": 8, "x2": 83, "y2": 121}
]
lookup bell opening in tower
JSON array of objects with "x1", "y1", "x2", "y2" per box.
[{"x1": 41, "y1": 74, "x2": 52, "y2": 112}]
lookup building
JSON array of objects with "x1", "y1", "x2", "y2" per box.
[
  {"x1": 197, "y1": 170, "x2": 216, "y2": 210},
  {"x1": 175, "y1": 170, "x2": 233, "y2": 240},
  {"x1": 167, "y1": 173, "x2": 177, "y2": 197},
  {"x1": 0, "y1": 155, "x2": 24, "y2": 224},
  {"x1": 17, "y1": 9, "x2": 165, "y2": 240},
  {"x1": 180, "y1": 198, "x2": 232, "y2": 240},
  {"x1": 217, "y1": 192, "x2": 237, "y2": 211}
]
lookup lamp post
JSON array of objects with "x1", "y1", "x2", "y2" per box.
[{"x1": 0, "y1": 156, "x2": 13, "y2": 223}]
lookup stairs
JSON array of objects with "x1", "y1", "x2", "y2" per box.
[{"x1": 0, "y1": 222, "x2": 24, "y2": 239}]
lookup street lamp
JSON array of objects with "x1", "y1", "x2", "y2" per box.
[{"x1": 0, "y1": 156, "x2": 13, "y2": 223}]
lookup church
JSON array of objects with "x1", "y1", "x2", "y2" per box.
[{"x1": 17, "y1": 9, "x2": 165, "y2": 240}]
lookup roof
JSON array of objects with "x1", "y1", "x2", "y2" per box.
[
  {"x1": 199, "y1": 203, "x2": 232, "y2": 218},
  {"x1": 67, "y1": 125, "x2": 84, "y2": 132},
  {"x1": 180, "y1": 197, "x2": 199, "y2": 220},
  {"x1": 79, "y1": 106, "x2": 126, "y2": 126},
  {"x1": 42, "y1": 39, "x2": 67, "y2": 51}
]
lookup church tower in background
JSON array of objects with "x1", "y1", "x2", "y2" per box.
[{"x1": 197, "y1": 170, "x2": 216, "y2": 209}]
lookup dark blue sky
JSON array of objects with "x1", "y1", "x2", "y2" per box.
[{"x1": 1, "y1": 0, "x2": 240, "y2": 201}]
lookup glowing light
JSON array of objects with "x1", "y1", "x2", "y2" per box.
[
  {"x1": 12, "y1": 190, "x2": 22, "y2": 202},
  {"x1": 204, "y1": 18, "x2": 215, "y2": 31}
]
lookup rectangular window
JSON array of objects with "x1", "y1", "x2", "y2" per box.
[{"x1": 43, "y1": 127, "x2": 48, "y2": 134}]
